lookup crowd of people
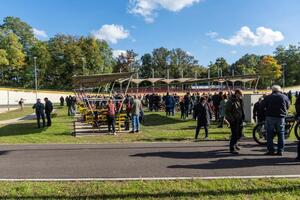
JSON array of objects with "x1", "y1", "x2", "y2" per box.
[{"x1": 30, "y1": 85, "x2": 300, "y2": 157}]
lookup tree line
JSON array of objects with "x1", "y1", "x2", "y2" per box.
[{"x1": 0, "y1": 16, "x2": 299, "y2": 90}]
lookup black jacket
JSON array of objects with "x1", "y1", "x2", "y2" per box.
[
  {"x1": 33, "y1": 102, "x2": 45, "y2": 114},
  {"x1": 261, "y1": 92, "x2": 290, "y2": 118},
  {"x1": 225, "y1": 95, "x2": 245, "y2": 123},
  {"x1": 45, "y1": 100, "x2": 53, "y2": 114},
  {"x1": 195, "y1": 103, "x2": 210, "y2": 126}
]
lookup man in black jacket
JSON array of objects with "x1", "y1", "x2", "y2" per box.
[
  {"x1": 261, "y1": 85, "x2": 290, "y2": 156},
  {"x1": 44, "y1": 97, "x2": 53, "y2": 126},
  {"x1": 225, "y1": 89, "x2": 245, "y2": 154},
  {"x1": 32, "y1": 99, "x2": 45, "y2": 128},
  {"x1": 295, "y1": 94, "x2": 300, "y2": 118}
]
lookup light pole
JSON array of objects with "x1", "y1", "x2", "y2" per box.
[
  {"x1": 34, "y1": 57, "x2": 38, "y2": 101},
  {"x1": 166, "y1": 56, "x2": 171, "y2": 92},
  {"x1": 232, "y1": 68, "x2": 235, "y2": 90},
  {"x1": 208, "y1": 68, "x2": 211, "y2": 92},
  {"x1": 81, "y1": 57, "x2": 85, "y2": 75},
  {"x1": 152, "y1": 68, "x2": 155, "y2": 92}
]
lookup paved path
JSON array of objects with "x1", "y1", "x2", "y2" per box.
[
  {"x1": 0, "y1": 141, "x2": 299, "y2": 179},
  {"x1": 0, "y1": 113, "x2": 35, "y2": 126}
]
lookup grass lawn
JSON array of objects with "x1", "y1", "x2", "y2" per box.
[
  {"x1": 0, "y1": 106, "x2": 34, "y2": 121},
  {"x1": 0, "y1": 178, "x2": 299, "y2": 199},
  {"x1": 0, "y1": 104, "x2": 299, "y2": 144},
  {"x1": 0, "y1": 105, "x2": 256, "y2": 144}
]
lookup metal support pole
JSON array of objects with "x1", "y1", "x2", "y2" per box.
[
  {"x1": 7, "y1": 90, "x2": 9, "y2": 111},
  {"x1": 208, "y1": 68, "x2": 211, "y2": 92},
  {"x1": 34, "y1": 57, "x2": 38, "y2": 101},
  {"x1": 167, "y1": 68, "x2": 170, "y2": 92}
]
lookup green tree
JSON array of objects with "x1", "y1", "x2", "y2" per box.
[
  {"x1": 140, "y1": 53, "x2": 153, "y2": 78},
  {"x1": 0, "y1": 49, "x2": 9, "y2": 84},
  {"x1": 169, "y1": 48, "x2": 198, "y2": 78},
  {"x1": 274, "y1": 45, "x2": 300, "y2": 86},
  {"x1": 1, "y1": 16, "x2": 35, "y2": 52},
  {"x1": 152, "y1": 47, "x2": 171, "y2": 78},
  {"x1": 231, "y1": 54, "x2": 259, "y2": 76},
  {"x1": 113, "y1": 49, "x2": 138, "y2": 73},
  {"x1": 0, "y1": 32, "x2": 25, "y2": 85}
]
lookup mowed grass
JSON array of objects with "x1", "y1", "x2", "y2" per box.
[
  {"x1": 0, "y1": 101, "x2": 298, "y2": 144},
  {"x1": 0, "y1": 105, "x2": 254, "y2": 144},
  {"x1": 0, "y1": 179, "x2": 300, "y2": 199},
  {"x1": 0, "y1": 106, "x2": 34, "y2": 121}
]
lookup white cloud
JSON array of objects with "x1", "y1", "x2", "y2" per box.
[
  {"x1": 128, "y1": 0, "x2": 200, "y2": 23},
  {"x1": 230, "y1": 50, "x2": 237, "y2": 54},
  {"x1": 91, "y1": 24, "x2": 130, "y2": 44},
  {"x1": 217, "y1": 26, "x2": 284, "y2": 46},
  {"x1": 32, "y1": 28, "x2": 48, "y2": 39},
  {"x1": 112, "y1": 50, "x2": 127, "y2": 58},
  {"x1": 206, "y1": 31, "x2": 218, "y2": 39}
]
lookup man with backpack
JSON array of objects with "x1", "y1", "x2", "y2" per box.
[{"x1": 225, "y1": 90, "x2": 245, "y2": 154}]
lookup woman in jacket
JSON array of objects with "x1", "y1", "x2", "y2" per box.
[{"x1": 194, "y1": 96, "x2": 210, "y2": 140}]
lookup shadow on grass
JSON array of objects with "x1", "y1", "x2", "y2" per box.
[
  {"x1": 0, "y1": 123, "x2": 48, "y2": 137},
  {"x1": 143, "y1": 114, "x2": 186, "y2": 126},
  {"x1": 1, "y1": 185, "x2": 299, "y2": 199}
]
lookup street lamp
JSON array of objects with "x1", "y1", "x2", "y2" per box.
[
  {"x1": 243, "y1": 66, "x2": 246, "y2": 90},
  {"x1": 208, "y1": 68, "x2": 211, "y2": 92},
  {"x1": 81, "y1": 57, "x2": 85, "y2": 75},
  {"x1": 34, "y1": 57, "x2": 38, "y2": 101},
  {"x1": 166, "y1": 56, "x2": 171, "y2": 92}
]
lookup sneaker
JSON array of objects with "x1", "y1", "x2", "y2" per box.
[
  {"x1": 204, "y1": 137, "x2": 209, "y2": 140},
  {"x1": 135, "y1": 130, "x2": 140, "y2": 133},
  {"x1": 129, "y1": 131, "x2": 135, "y2": 133},
  {"x1": 235, "y1": 145, "x2": 241, "y2": 151}
]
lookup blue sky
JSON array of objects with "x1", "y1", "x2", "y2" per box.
[{"x1": 1, "y1": 0, "x2": 299, "y2": 65}]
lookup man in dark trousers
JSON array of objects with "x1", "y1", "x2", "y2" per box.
[
  {"x1": 60, "y1": 96, "x2": 65, "y2": 106},
  {"x1": 261, "y1": 85, "x2": 290, "y2": 156},
  {"x1": 225, "y1": 90, "x2": 245, "y2": 154},
  {"x1": 32, "y1": 99, "x2": 46, "y2": 128},
  {"x1": 194, "y1": 96, "x2": 210, "y2": 140},
  {"x1": 44, "y1": 97, "x2": 53, "y2": 126}
]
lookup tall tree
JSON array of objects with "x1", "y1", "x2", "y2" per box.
[
  {"x1": 0, "y1": 32, "x2": 25, "y2": 85},
  {"x1": 152, "y1": 47, "x2": 170, "y2": 78},
  {"x1": 258, "y1": 55, "x2": 282, "y2": 88},
  {"x1": 274, "y1": 45, "x2": 300, "y2": 86},
  {"x1": 113, "y1": 49, "x2": 138, "y2": 73},
  {"x1": 139, "y1": 53, "x2": 153, "y2": 78},
  {"x1": 0, "y1": 49, "x2": 9, "y2": 84},
  {"x1": 231, "y1": 54, "x2": 259, "y2": 76}
]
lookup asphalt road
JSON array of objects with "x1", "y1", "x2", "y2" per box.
[{"x1": 0, "y1": 141, "x2": 299, "y2": 179}]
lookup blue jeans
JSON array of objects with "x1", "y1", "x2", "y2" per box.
[
  {"x1": 265, "y1": 117, "x2": 285, "y2": 153},
  {"x1": 132, "y1": 115, "x2": 140, "y2": 132}
]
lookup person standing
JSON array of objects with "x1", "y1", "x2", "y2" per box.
[
  {"x1": 18, "y1": 98, "x2": 24, "y2": 110},
  {"x1": 32, "y1": 99, "x2": 46, "y2": 128},
  {"x1": 218, "y1": 94, "x2": 228, "y2": 128},
  {"x1": 66, "y1": 96, "x2": 71, "y2": 116},
  {"x1": 165, "y1": 93, "x2": 173, "y2": 116},
  {"x1": 60, "y1": 96, "x2": 65, "y2": 106},
  {"x1": 107, "y1": 98, "x2": 116, "y2": 135},
  {"x1": 194, "y1": 97, "x2": 210, "y2": 140},
  {"x1": 296, "y1": 94, "x2": 300, "y2": 118},
  {"x1": 225, "y1": 90, "x2": 245, "y2": 154},
  {"x1": 261, "y1": 85, "x2": 290, "y2": 156},
  {"x1": 44, "y1": 98, "x2": 53, "y2": 126},
  {"x1": 130, "y1": 95, "x2": 142, "y2": 133}
]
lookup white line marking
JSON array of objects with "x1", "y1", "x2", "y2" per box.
[{"x1": 1, "y1": 175, "x2": 300, "y2": 182}]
